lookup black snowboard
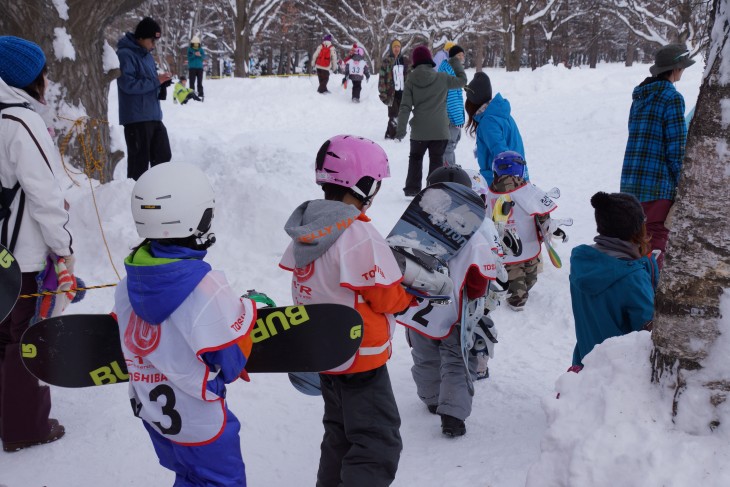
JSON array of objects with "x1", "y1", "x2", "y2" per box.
[
  {"x1": 0, "y1": 244, "x2": 21, "y2": 323},
  {"x1": 21, "y1": 304, "x2": 363, "y2": 388}
]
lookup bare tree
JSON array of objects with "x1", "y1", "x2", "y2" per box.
[
  {"x1": 604, "y1": 0, "x2": 712, "y2": 54},
  {"x1": 1, "y1": 0, "x2": 145, "y2": 181},
  {"x1": 651, "y1": 0, "x2": 730, "y2": 429},
  {"x1": 230, "y1": 0, "x2": 286, "y2": 77}
]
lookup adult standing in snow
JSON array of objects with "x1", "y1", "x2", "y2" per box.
[
  {"x1": 569, "y1": 192, "x2": 657, "y2": 370},
  {"x1": 312, "y1": 34, "x2": 337, "y2": 94},
  {"x1": 378, "y1": 39, "x2": 408, "y2": 140},
  {"x1": 116, "y1": 17, "x2": 172, "y2": 181},
  {"x1": 396, "y1": 45, "x2": 466, "y2": 197},
  {"x1": 187, "y1": 35, "x2": 206, "y2": 101},
  {"x1": 437, "y1": 45, "x2": 466, "y2": 166},
  {"x1": 432, "y1": 41, "x2": 455, "y2": 72},
  {"x1": 0, "y1": 36, "x2": 76, "y2": 452},
  {"x1": 464, "y1": 72, "x2": 526, "y2": 186},
  {"x1": 620, "y1": 44, "x2": 695, "y2": 270}
]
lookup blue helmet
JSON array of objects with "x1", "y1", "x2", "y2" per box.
[{"x1": 492, "y1": 151, "x2": 526, "y2": 178}]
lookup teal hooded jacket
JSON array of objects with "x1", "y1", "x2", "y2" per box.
[{"x1": 569, "y1": 244, "x2": 657, "y2": 367}]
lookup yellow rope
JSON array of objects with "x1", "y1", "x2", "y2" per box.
[
  {"x1": 19, "y1": 283, "x2": 118, "y2": 299},
  {"x1": 57, "y1": 115, "x2": 122, "y2": 281}
]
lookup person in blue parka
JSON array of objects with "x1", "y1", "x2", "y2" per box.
[
  {"x1": 117, "y1": 17, "x2": 172, "y2": 181},
  {"x1": 464, "y1": 72, "x2": 525, "y2": 186},
  {"x1": 569, "y1": 191, "x2": 658, "y2": 370}
]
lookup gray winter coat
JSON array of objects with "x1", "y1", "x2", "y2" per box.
[{"x1": 395, "y1": 59, "x2": 466, "y2": 141}]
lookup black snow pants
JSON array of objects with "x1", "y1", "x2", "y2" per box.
[{"x1": 316, "y1": 364, "x2": 402, "y2": 487}]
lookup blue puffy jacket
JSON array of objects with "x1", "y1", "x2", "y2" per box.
[
  {"x1": 116, "y1": 32, "x2": 163, "y2": 125},
  {"x1": 474, "y1": 93, "x2": 525, "y2": 185},
  {"x1": 569, "y1": 244, "x2": 657, "y2": 367}
]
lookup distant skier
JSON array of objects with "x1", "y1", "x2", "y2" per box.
[
  {"x1": 312, "y1": 34, "x2": 338, "y2": 94},
  {"x1": 486, "y1": 151, "x2": 564, "y2": 311},
  {"x1": 114, "y1": 162, "x2": 257, "y2": 485},
  {"x1": 569, "y1": 192, "x2": 657, "y2": 370},
  {"x1": 378, "y1": 39, "x2": 408, "y2": 139},
  {"x1": 396, "y1": 166, "x2": 504, "y2": 437},
  {"x1": 464, "y1": 72, "x2": 526, "y2": 186},
  {"x1": 342, "y1": 47, "x2": 370, "y2": 102},
  {"x1": 432, "y1": 41, "x2": 455, "y2": 72},
  {"x1": 280, "y1": 135, "x2": 422, "y2": 486},
  {"x1": 436, "y1": 44, "x2": 466, "y2": 166}
]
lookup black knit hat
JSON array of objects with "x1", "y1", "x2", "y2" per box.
[
  {"x1": 448, "y1": 45, "x2": 464, "y2": 58},
  {"x1": 465, "y1": 72, "x2": 492, "y2": 105},
  {"x1": 591, "y1": 191, "x2": 645, "y2": 240},
  {"x1": 134, "y1": 17, "x2": 161, "y2": 40}
]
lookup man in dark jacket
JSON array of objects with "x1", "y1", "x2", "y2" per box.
[
  {"x1": 396, "y1": 45, "x2": 466, "y2": 197},
  {"x1": 378, "y1": 40, "x2": 408, "y2": 140},
  {"x1": 117, "y1": 17, "x2": 172, "y2": 180}
]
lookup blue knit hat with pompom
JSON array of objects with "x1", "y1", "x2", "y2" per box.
[{"x1": 0, "y1": 36, "x2": 46, "y2": 89}]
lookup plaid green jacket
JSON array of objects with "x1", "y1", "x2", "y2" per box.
[{"x1": 620, "y1": 78, "x2": 687, "y2": 202}]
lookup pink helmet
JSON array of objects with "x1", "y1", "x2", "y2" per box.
[
  {"x1": 355, "y1": 47, "x2": 364, "y2": 56},
  {"x1": 315, "y1": 135, "x2": 390, "y2": 200}
]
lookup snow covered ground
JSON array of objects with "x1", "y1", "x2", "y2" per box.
[{"x1": 3, "y1": 59, "x2": 721, "y2": 487}]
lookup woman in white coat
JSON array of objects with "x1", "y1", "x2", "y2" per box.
[{"x1": 0, "y1": 36, "x2": 75, "y2": 452}]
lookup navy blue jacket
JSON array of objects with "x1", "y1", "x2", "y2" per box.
[
  {"x1": 116, "y1": 33, "x2": 163, "y2": 125},
  {"x1": 569, "y1": 244, "x2": 657, "y2": 366}
]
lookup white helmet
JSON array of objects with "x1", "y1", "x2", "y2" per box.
[{"x1": 131, "y1": 162, "x2": 215, "y2": 241}]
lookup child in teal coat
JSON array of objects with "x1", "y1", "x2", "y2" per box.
[{"x1": 569, "y1": 192, "x2": 658, "y2": 369}]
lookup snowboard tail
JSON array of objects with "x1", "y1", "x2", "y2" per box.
[
  {"x1": 21, "y1": 304, "x2": 363, "y2": 388},
  {"x1": 0, "y1": 244, "x2": 21, "y2": 323}
]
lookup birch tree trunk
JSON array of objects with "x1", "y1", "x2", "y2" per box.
[
  {"x1": 650, "y1": 0, "x2": 730, "y2": 429},
  {"x1": 0, "y1": 0, "x2": 144, "y2": 182}
]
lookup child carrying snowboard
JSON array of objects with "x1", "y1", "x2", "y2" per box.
[
  {"x1": 569, "y1": 191, "x2": 658, "y2": 370},
  {"x1": 114, "y1": 162, "x2": 257, "y2": 486},
  {"x1": 280, "y1": 135, "x2": 424, "y2": 486},
  {"x1": 342, "y1": 47, "x2": 370, "y2": 102},
  {"x1": 486, "y1": 151, "x2": 565, "y2": 311},
  {"x1": 396, "y1": 166, "x2": 503, "y2": 437}
]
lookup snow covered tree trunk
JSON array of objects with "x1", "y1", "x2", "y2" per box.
[
  {"x1": 1, "y1": 0, "x2": 144, "y2": 182},
  {"x1": 651, "y1": 0, "x2": 730, "y2": 430}
]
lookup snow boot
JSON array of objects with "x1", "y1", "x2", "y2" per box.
[
  {"x1": 441, "y1": 414, "x2": 466, "y2": 437},
  {"x1": 3, "y1": 418, "x2": 64, "y2": 452}
]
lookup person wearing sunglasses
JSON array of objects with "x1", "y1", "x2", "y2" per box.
[
  {"x1": 116, "y1": 17, "x2": 172, "y2": 181},
  {"x1": 620, "y1": 44, "x2": 695, "y2": 270}
]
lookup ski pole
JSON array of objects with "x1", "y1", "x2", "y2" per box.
[{"x1": 19, "y1": 283, "x2": 118, "y2": 298}]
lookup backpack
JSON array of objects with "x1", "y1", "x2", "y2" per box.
[
  {"x1": 315, "y1": 44, "x2": 331, "y2": 68},
  {"x1": 0, "y1": 102, "x2": 31, "y2": 252}
]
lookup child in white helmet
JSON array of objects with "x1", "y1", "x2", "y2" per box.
[{"x1": 114, "y1": 162, "x2": 256, "y2": 485}]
